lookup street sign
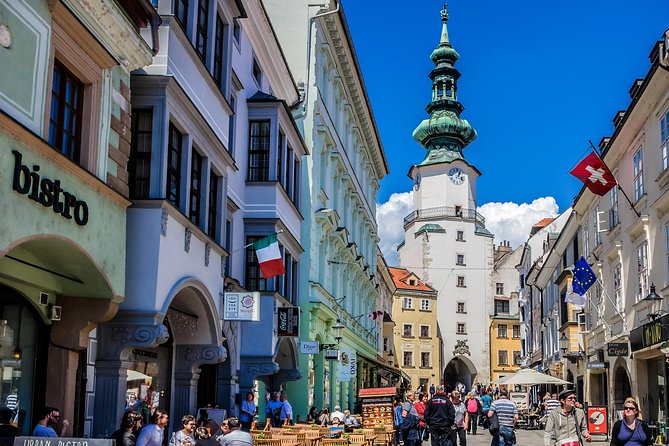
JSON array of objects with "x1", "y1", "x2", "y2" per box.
[
  {"x1": 606, "y1": 342, "x2": 629, "y2": 357},
  {"x1": 222, "y1": 292, "x2": 260, "y2": 321},
  {"x1": 324, "y1": 349, "x2": 339, "y2": 360},
  {"x1": 300, "y1": 341, "x2": 319, "y2": 354},
  {"x1": 587, "y1": 406, "x2": 608, "y2": 435},
  {"x1": 277, "y1": 306, "x2": 299, "y2": 336},
  {"x1": 587, "y1": 362, "x2": 608, "y2": 369}
]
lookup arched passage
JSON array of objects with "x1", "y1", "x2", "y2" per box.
[
  {"x1": 613, "y1": 361, "x2": 631, "y2": 411},
  {"x1": 444, "y1": 355, "x2": 478, "y2": 392}
]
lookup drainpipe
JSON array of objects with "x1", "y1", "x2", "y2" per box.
[{"x1": 294, "y1": 0, "x2": 340, "y2": 119}]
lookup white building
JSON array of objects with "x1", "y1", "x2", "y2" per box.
[{"x1": 397, "y1": 5, "x2": 493, "y2": 388}]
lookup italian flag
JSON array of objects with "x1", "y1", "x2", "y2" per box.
[{"x1": 253, "y1": 233, "x2": 286, "y2": 279}]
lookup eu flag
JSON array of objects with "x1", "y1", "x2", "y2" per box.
[{"x1": 572, "y1": 256, "x2": 597, "y2": 296}]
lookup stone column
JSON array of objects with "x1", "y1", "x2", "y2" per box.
[
  {"x1": 172, "y1": 345, "x2": 227, "y2": 424},
  {"x1": 93, "y1": 321, "x2": 169, "y2": 437},
  {"x1": 217, "y1": 371, "x2": 239, "y2": 416}
]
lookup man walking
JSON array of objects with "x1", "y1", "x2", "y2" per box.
[
  {"x1": 219, "y1": 417, "x2": 253, "y2": 446},
  {"x1": 429, "y1": 384, "x2": 436, "y2": 398},
  {"x1": 279, "y1": 394, "x2": 293, "y2": 425},
  {"x1": 424, "y1": 385, "x2": 455, "y2": 446},
  {"x1": 487, "y1": 390, "x2": 517, "y2": 446},
  {"x1": 543, "y1": 389, "x2": 591, "y2": 446},
  {"x1": 265, "y1": 393, "x2": 283, "y2": 428},
  {"x1": 137, "y1": 410, "x2": 170, "y2": 446}
]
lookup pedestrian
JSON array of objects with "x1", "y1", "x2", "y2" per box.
[
  {"x1": 430, "y1": 384, "x2": 436, "y2": 398},
  {"x1": 400, "y1": 398, "x2": 421, "y2": 446},
  {"x1": 218, "y1": 417, "x2": 253, "y2": 446},
  {"x1": 542, "y1": 389, "x2": 591, "y2": 446},
  {"x1": 112, "y1": 411, "x2": 144, "y2": 446},
  {"x1": 545, "y1": 393, "x2": 560, "y2": 415},
  {"x1": 424, "y1": 384, "x2": 455, "y2": 446},
  {"x1": 306, "y1": 407, "x2": 319, "y2": 424},
  {"x1": 414, "y1": 393, "x2": 428, "y2": 446},
  {"x1": 240, "y1": 392, "x2": 256, "y2": 432},
  {"x1": 451, "y1": 391, "x2": 468, "y2": 446},
  {"x1": 481, "y1": 391, "x2": 493, "y2": 428},
  {"x1": 318, "y1": 408, "x2": 330, "y2": 426},
  {"x1": 137, "y1": 410, "x2": 170, "y2": 446},
  {"x1": 487, "y1": 389, "x2": 517, "y2": 446},
  {"x1": 174, "y1": 415, "x2": 197, "y2": 446},
  {"x1": 465, "y1": 393, "x2": 480, "y2": 435},
  {"x1": 265, "y1": 392, "x2": 283, "y2": 428},
  {"x1": 343, "y1": 410, "x2": 359, "y2": 427},
  {"x1": 611, "y1": 397, "x2": 652, "y2": 446},
  {"x1": 331, "y1": 405, "x2": 345, "y2": 424},
  {"x1": 194, "y1": 427, "x2": 219, "y2": 446},
  {"x1": 33, "y1": 407, "x2": 69, "y2": 437},
  {"x1": 394, "y1": 398, "x2": 404, "y2": 445},
  {"x1": 279, "y1": 394, "x2": 293, "y2": 425}
]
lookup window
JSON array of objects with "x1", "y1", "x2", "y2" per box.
[
  {"x1": 498, "y1": 350, "x2": 508, "y2": 365},
  {"x1": 402, "y1": 297, "x2": 412, "y2": 309},
  {"x1": 189, "y1": 150, "x2": 203, "y2": 225},
  {"x1": 277, "y1": 131, "x2": 284, "y2": 185},
  {"x1": 661, "y1": 109, "x2": 669, "y2": 171},
  {"x1": 167, "y1": 123, "x2": 183, "y2": 207},
  {"x1": 224, "y1": 219, "x2": 232, "y2": 276},
  {"x1": 457, "y1": 302, "x2": 465, "y2": 313},
  {"x1": 593, "y1": 206, "x2": 601, "y2": 245},
  {"x1": 457, "y1": 323, "x2": 466, "y2": 334},
  {"x1": 513, "y1": 325, "x2": 520, "y2": 338},
  {"x1": 291, "y1": 259, "x2": 298, "y2": 305},
  {"x1": 232, "y1": 19, "x2": 241, "y2": 44},
  {"x1": 174, "y1": 0, "x2": 189, "y2": 33},
  {"x1": 129, "y1": 109, "x2": 153, "y2": 199},
  {"x1": 420, "y1": 299, "x2": 430, "y2": 311},
  {"x1": 420, "y1": 352, "x2": 431, "y2": 368},
  {"x1": 457, "y1": 276, "x2": 466, "y2": 287},
  {"x1": 252, "y1": 58, "x2": 262, "y2": 86},
  {"x1": 195, "y1": 0, "x2": 209, "y2": 62},
  {"x1": 207, "y1": 173, "x2": 219, "y2": 239},
  {"x1": 245, "y1": 236, "x2": 272, "y2": 291},
  {"x1": 667, "y1": 223, "x2": 669, "y2": 285},
  {"x1": 495, "y1": 299, "x2": 510, "y2": 315},
  {"x1": 403, "y1": 324, "x2": 413, "y2": 337},
  {"x1": 285, "y1": 146, "x2": 293, "y2": 197},
  {"x1": 609, "y1": 186, "x2": 619, "y2": 228},
  {"x1": 582, "y1": 220, "x2": 589, "y2": 256},
  {"x1": 496, "y1": 283, "x2": 504, "y2": 295},
  {"x1": 403, "y1": 351, "x2": 413, "y2": 367},
  {"x1": 49, "y1": 61, "x2": 84, "y2": 162},
  {"x1": 420, "y1": 325, "x2": 430, "y2": 338},
  {"x1": 293, "y1": 159, "x2": 301, "y2": 207},
  {"x1": 498, "y1": 324, "x2": 508, "y2": 338},
  {"x1": 383, "y1": 337, "x2": 389, "y2": 352},
  {"x1": 637, "y1": 241, "x2": 649, "y2": 302},
  {"x1": 456, "y1": 230, "x2": 465, "y2": 241},
  {"x1": 227, "y1": 94, "x2": 236, "y2": 155},
  {"x1": 282, "y1": 252, "x2": 293, "y2": 301},
  {"x1": 633, "y1": 147, "x2": 644, "y2": 201},
  {"x1": 455, "y1": 205, "x2": 463, "y2": 217},
  {"x1": 248, "y1": 121, "x2": 270, "y2": 181},
  {"x1": 456, "y1": 254, "x2": 465, "y2": 266},
  {"x1": 613, "y1": 263, "x2": 622, "y2": 310},
  {"x1": 213, "y1": 15, "x2": 226, "y2": 92},
  {"x1": 513, "y1": 351, "x2": 522, "y2": 365}
]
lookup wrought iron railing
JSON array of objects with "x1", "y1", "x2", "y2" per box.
[{"x1": 403, "y1": 206, "x2": 486, "y2": 228}]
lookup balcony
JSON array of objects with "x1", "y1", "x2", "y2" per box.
[{"x1": 404, "y1": 206, "x2": 486, "y2": 228}]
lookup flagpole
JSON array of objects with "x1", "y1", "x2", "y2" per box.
[{"x1": 589, "y1": 140, "x2": 641, "y2": 218}]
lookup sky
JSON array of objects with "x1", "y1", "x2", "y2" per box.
[{"x1": 342, "y1": 0, "x2": 669, "y2": 263}]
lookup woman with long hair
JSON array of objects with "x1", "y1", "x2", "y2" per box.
[{"x1": 112, "y1": 411, "x2": 144, "y2": 446}]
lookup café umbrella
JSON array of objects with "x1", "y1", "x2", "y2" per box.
[{"x1": 492, "y1": 368, "x2": 572, "y2": 386}]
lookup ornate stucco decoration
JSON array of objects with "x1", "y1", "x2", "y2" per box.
[
  {"x1": 185, "y1": 227, "x2": 192, "y2": 252},
  {"x1": 453, "y1": 339, "x2": 471, "y2": 356}
]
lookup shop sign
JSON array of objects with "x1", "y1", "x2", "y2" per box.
[
  {"x1": 324, "y1": 349, "x2": 339, "y2": 360},
  {"x1": 337, "y1": 348, "x2": 357, "y2": 382},
  {"x1": 11, "y1": 150, "x2": 89, "y2": 226},
  {"x1": 300, "y1": 341, "x2": 319, "y2": 354},
  {"x1": 277, "y1": 306, "x2": 299, "y2": 336},
  {"x1": 587, "y1": 362, "x2": 608, "y2": 369},
  {"x1": 222, "y1": 292, "x2": 260, "y2": 321},
  {"x1": 14, "y1": 437, "x2": 113, "y2": 446},
  {"x1": 132, "y1": 348, "x2": 158, "y2": 359},
  {"x1": 606, "y1": 342, "x2": 629, "y2": 357},
  {"x1": 630, "y1": 314, "x2": 669, "y2": 352},
  {"x1": 587, "y1": 406, "x2": 608, "y2": 435}
]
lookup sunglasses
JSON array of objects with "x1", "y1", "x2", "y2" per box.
[
  {"x1": 51, "y1": 414, "x2": 61, "y2": 419},
  {"x1": 565, "y1": 397, "x2": 576, "y2": 400},
  {"x1": 623, "y1": 407, "x2": 636, "y2": 411}
]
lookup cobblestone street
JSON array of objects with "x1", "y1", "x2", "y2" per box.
[{"x1": 461, "y1": 429, "x2": 611, "y2": 446}]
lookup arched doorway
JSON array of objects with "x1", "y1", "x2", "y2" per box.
[
  {"x1": 444, "y1": 356, "x2": 477, "y2": 392},
  {"x1": 613, "y1": 363, "x2": 631, "y2": 412}
]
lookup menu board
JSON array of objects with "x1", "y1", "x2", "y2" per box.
[{"x1": 360, "y1": 396, "x2": 394, "y2": 428}]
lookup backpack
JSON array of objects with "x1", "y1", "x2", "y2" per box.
[{"x1": 467, "y1": 398, "x2": 478, "y2": 413}]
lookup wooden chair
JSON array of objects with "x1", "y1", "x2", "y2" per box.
[
  {"x1": 254, "y1": 439, "x2": 281, "y2": 446},
  {"x1": 347, "y1": 434, "x2": 365, "y2": 444},
  {"x1": 321, "y1": 439, "x2": 348, "y2": 446},
  {"x1": 252, "y1": 430, "x2": 269, "y2": 437},
  {"x1": 271, "y1": 428, "x2": 287, "y2": 435},
  {"x1": 253, "y1": 433, "x2": 272, "y2": 441},
  {"x1": 274, "y1": 434, "x2": 299, "y2": 446}
]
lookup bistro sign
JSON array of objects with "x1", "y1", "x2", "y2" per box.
[
  {"x1": 11, "y1": 150, "x2": 89, "y2": 225},
  {"x1": 630, "y1": 314, "x2": 669, "y2": 352}
]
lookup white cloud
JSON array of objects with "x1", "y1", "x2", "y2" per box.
[
  {"x1": 477, "y1": 197, "x2": 560, "y2": 248},
  {"x1": 376, "y1": 191, "x2": 413, "y2": 266}
]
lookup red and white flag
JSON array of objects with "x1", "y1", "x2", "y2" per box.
[
  {"x1": 252, "y1": 233, "x2": 285, "y2": 279},
  {"x1": 569, "y1": 151, "x2": 617, "y2": 196},
  {"x1": 368, "y1": 310, "x2": 384, "y2": 320}
]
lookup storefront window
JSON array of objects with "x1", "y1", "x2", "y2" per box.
[
  {"x1": 125, "y1": 344, "x2": 172, "y2": 425},
  {"x1": 0, "y1": 288, "x2": 42, "y2": 436}
]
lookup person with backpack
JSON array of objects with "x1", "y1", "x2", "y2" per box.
[
  {"x1": 400, "y1": 393, "x2": 421, "y2": 446},
  {"x1": 265, "y1": 392, "x2": 283, "y2": 428},
  {"x1": 465, "y1": 393, "x2": 481, "y2": 435},
  {"x1": 424, "y1": 385, "x2": 455, "y2": 446},
  {"x1": 480, "y1": 390, "x2": 493, "y2": 428}
]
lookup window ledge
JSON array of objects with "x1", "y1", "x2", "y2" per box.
[
  {"x1": 456, "y1": 311, "x2": 467, "y2": 314},
  {"x1": 456, "y1": 285, "x2": 467, "y2": 288},
  {"x1": 457, "y1": 332, "x2": 467, "y2": 336},
  {"x1": 657, "y1": 165, "x2": 669, "y2": 189},
  {"x1": 402, "y1": 335, "x2": 415, "y2": 339},
  {"x1": 402, "y1": 308, "x2": 415, "y2": 311},
  {"x1": 419, "y1": 309, "x2": 431, "y2": 312},
  {"x1": 419, "y1": 366, "x2": 432, "y2": 369},
  {"x1": 419, "y1": 336, "x2": 432, "y2": 340}
]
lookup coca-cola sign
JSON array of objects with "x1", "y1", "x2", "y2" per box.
[{"x1": 277, "y1": 307, "x2": 299, "y2": 337}]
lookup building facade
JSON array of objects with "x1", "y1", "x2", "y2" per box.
[
  {"x1": 389, "y1": 268, "x2": 440, "y2": 393},
  {"x1": 263, "y1": 0, "x2": 389, "y2": 417},
  {"x1": 0, "y1": 0, "x2": 158, "y2": 437},
  {"x1": 396, "y1": 4, "x2": 493, "y2": 389}
]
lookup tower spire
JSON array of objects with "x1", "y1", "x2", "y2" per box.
[{"x1": 412, "y1": 3, "x2": 476, "y2": 165}]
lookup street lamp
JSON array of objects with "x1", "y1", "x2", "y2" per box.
[
  {"x1": 319, "y1": 318, "x2": 345, "y2": 351},
  {"x1": 644, "y1": 284, "x2": 663, "y2": 322},
  {"x1": 387, "y1": 350, "x2": 394, "y2": 366},
  {"x1": 559, "y1": 332, "x2": 569, "y2": 355}
]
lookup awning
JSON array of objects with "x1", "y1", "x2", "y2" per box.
[{"x1": 356, "y1": 353, "x2": 410, "y2": 383}]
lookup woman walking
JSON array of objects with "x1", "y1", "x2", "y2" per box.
[{"x1": 610, "y1": 398, "x2": 652, "y2": 446}]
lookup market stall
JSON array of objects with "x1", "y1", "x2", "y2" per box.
[{"x1": 358, "y1": 387, "x2": 397, "y2": 429}]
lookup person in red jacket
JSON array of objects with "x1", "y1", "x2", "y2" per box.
[{"x1": 414, "y1": 393, "x2": 429, "y2": 446}]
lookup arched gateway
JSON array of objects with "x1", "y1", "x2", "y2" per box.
[{"x1": 444, "y1": 355, "x2": 478, "y2": 392}]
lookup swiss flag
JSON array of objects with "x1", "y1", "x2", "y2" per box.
[{"x1": 569, "y1": 151, "x2": 617, "y2": 196}]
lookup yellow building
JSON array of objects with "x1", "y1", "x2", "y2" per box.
[
  {"x1": 489, "y1": 315, "x2": 522, "y2": 381},
  {"x1": 389, "y1": 267, "x2": 441, "y2": 392}
]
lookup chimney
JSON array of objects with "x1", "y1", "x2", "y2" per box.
[
  {"x1": 629, "y1": 79, "x2": 643, "y2": 99},
  {"x1": 612, "y1": 111, "x2": 626, "y2": 128},
  {"x1": 598, "y1": 137, "x2": 610, "y2": 153}
]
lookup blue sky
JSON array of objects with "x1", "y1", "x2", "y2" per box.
[{"x1": 345, "y1": 1, "x2": 669, "y2": 209}]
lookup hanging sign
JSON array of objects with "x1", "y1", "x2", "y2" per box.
[
  {"x1": 338, "y1": 349, "x2": 357, "y2": 382},
  {"x1": 300, "y1": 341, "x2": 319, "y2": 354},
  {"x1": 606, "y1": 342, "x2": 629, "y2": 357},
  {"x1": 15, "y1": 438, "x2": 113, "y2": 446},
  {"x1": 587, "y1": 406, "x2": 608, "y2": 435},
  {"x1": 222, "y1": 292, "x2": 260, "y2": 321},
  {"x1": 277, "y1": 306, "x2": 299, "y2": 336}
]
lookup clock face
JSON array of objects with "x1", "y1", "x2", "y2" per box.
[
  {"x1": 448, "y1": 167, "x2": 466, "y2": 185},
  {"x1": 413, "y1": 173, "x2": 422, "y2": 190}
]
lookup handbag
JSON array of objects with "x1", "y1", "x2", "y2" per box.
[{"x1": 488, "y1": 411, "x2": 499, "y2": 435}]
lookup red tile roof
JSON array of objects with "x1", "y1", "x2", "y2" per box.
[
  {"x1": 532, "y1": 217, "x2": 555, "y2": 228},
  {"x1": 388, "y1": 267, "x2": 436, "y2": 292}
]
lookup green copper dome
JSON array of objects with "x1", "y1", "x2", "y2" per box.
[{"x1": 412, "y1": 3, "x2": 477, "y2": 165}]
